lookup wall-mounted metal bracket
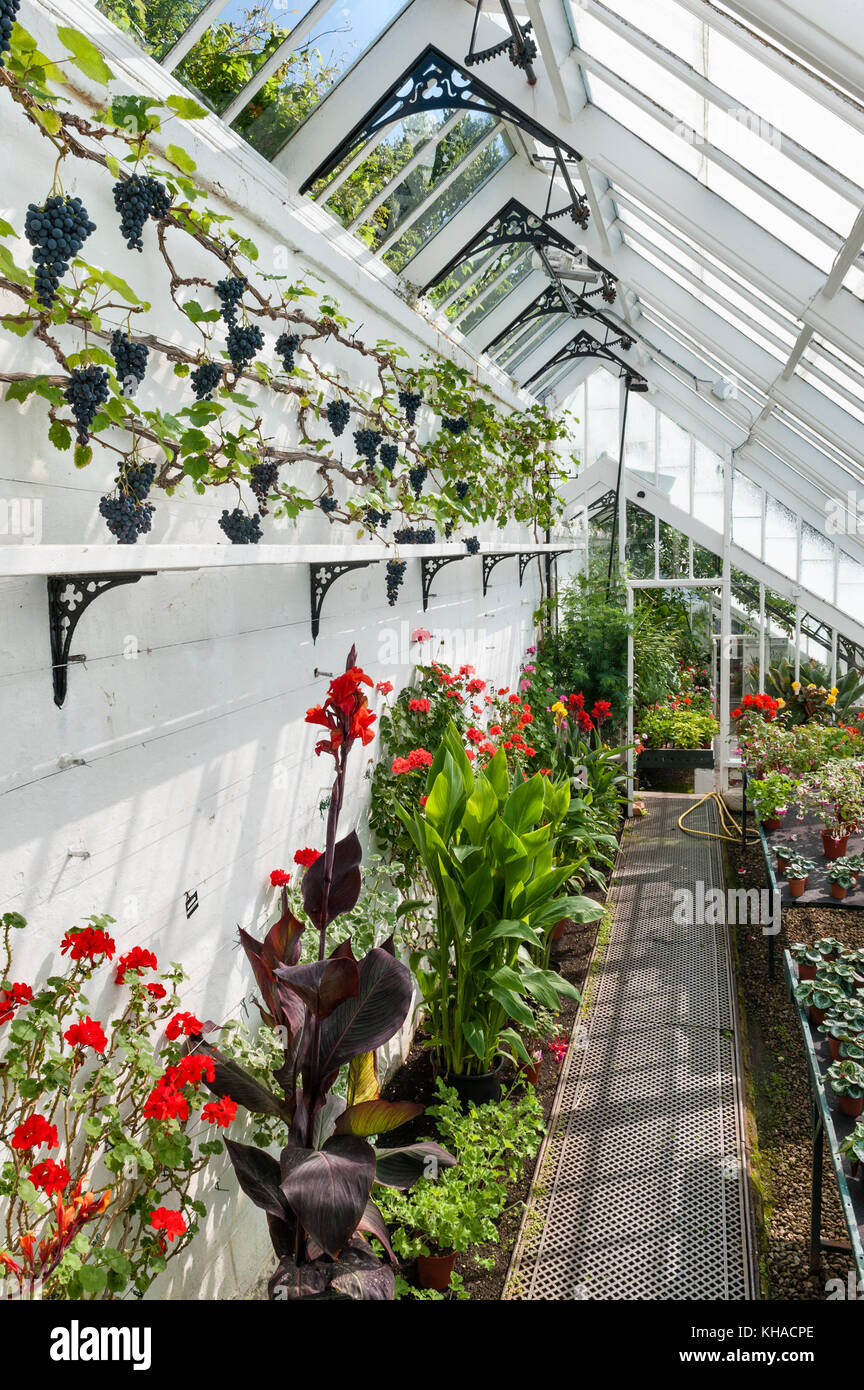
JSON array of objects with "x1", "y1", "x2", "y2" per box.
[
  {"x1": 518, "y1": 552, "x2": 536, "y2": 586},
  {"x1": 310, "y1": 561, "x2": 377, "y2": 642},
  {"x1": 421, "y1": 555, "x2": 466, "y2": 611},
  {"x1": 48, "y1": 573, "x2": 155, "y2": 709},
  {"x1": 482, "y1": 552, "x2": 516, "y2": 596}
]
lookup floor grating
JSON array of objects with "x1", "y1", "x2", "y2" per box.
[{"x1": 504, "y1": 794, "x2": 757, "y2": 1301}]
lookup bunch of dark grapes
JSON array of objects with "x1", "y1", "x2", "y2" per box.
[
  {"x1": 275, "y1": 332, "x2": 301, "y2": 373},
  {"x1": 464, "y1": 536, "x2": 480, "y2": 555},
  {"x1": 191, "y1": 361, "x2": 222, "y2": 400},
  {"x1": 113, "y1": 175, "x2": 171, "y2": 252},
  {"x1": 379, "y1": 442, "x2": 398, "y2": 472},
  {"x1": 386, "y1": 560, "x2": 407, "y2": 607},
  {"x1": 354, "y1": 428, "x2": 382, "y2": 463},
  {"x1": 455, "y1": 480, "x2": 470, "y2": 501},
  {"x1": 0, "y1": 0, "x2": 21, "y2": 66},
  {"x1": 398, "y1": 389, "x2": 422, "y2": 426},
  {"x1": 25, "y1": 194, "x2": 97, "y2": 307},
  {"x1": 364, "y1": 507, "x2": 391, "y2": 529},
  {"x1": 64, "y1": 365, "x2": 109, "y2": 445},
  {"x1": 110, "y1": 330, "x2": 149, "y2": 397},
  {"x1": 409, "y1": 464, "x2": 427, "y2": 499},
  {"x1": 326, "y1": 399, "x2": 351, "y2": 436},
  {"x1": 219, "y1": 508, "x2": 263, "y2": 544},
  {"x1": 99, "y1": 460, "x2": 156, "y2": 544},
  {"x1": 250, "y1": 461, "x2": 279, "y2": 515},
  {"x1": 215, "y1": 276, "x2": 247, "y2": 325},
  {"x1": 443, "y1": 415, "x2": 469, "y2": 435},
  {"x1": 394, "y1": 525, "x2": 434, "y2": 545},
  {"x1": 227, "y1": 323, "x2": 264, "y2": 372},
  {"x1": 99, "y1": 493, "x2": 154, "y2": 544},
  {"x1": 319, "y1": 495, "x2": 339, "y2": 514}
]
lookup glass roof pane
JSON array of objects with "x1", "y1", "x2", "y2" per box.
[
  {"x1": 456, "y1": 253, "x2": 533, "y2": 335},
  {"x1": 169, "y1": 1, "x2": 321, "y2": 118},
  {"x1": 732, "y1": 470, "x2": 763, "y2": 556},
  {"x1": 800, "y1": 521, "x2": 834, "y2": 600},
  {"x1": 227, "y1": 0, "x2": 411, "y2": 160},
  {"x1": 764, "y1": 495, "x2": 798, "y2": 576},
  {"x1": 381, "y1": 133, "x2": 513, "y2": 274},
  {"x1": 97, "y1": 0, "x2": 216, "y2": 61},
  {"x1": 495, "y1": 311, "x2": 571, "y2": 370}
]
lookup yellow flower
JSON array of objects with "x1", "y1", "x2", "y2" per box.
[
  {"x1": 830, "y1": 686, "x2": 839, "y2": 696},
  {"x1": 791, "y1": 681, "x2": 801, "y2": 692},
  {"x1": 826, "y1": 694, "x2": 837, "y2": 706},
  {"x1": 776, "y1": 698, "x2": 786, "y2": 709},
  {"x1": 807, "y1": 683, "x2": 817, "y2": 691},
  {"x1": 550, "y1": 700, "x2": 568, "y2": 727}
]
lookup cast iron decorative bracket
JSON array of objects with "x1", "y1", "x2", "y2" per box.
[
  {"x1": 424, "y1": 198, "x2": 600, "y2": 294},
  {"x1": 523, "y1": 329, "x2": 645, "y2": 392},
  {"x1": 421, "y1": 555, "x2": 466, "y2": 611},
  {"x1": 299, "y1": 46, "x2": 586, "y2": 210},
  {"x1": 482, "y1": 552, "x2": 516, "y2": 595},
  {"x1": 518, "y1": 552, "x2": 537, "y2": 586},
  {"x1": 484, "y1": 281, "x2": 621, "y2": 356},
  {"x1": 48, "y1": 573, "x2": 155, "y2": 709},
  {"x1": 465, "y1": 0, "x2": 537, "y2": 82},
  {"x1": 310, "y1": 561, "x2": 377, "y2": 643}
]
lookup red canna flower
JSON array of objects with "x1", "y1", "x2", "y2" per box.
[
  {"x1": 270, "y1": 869, "x2": 291, "y2": 887},
  {"x1": 28, "y1": 1159, "x2": 70, "y2": 1197},
  {"x1": 115, "y1": 947, "x2": 157, "y2": 984},
  {"x1": 61, "y1": 927, "x2": 115, "y2": 963},
  {"x1": 166, "y1": 1011, "x2": 202, "y2": 1041},
  {"x1": 201, "y1": 1096, "x2": 237, "y2": 1128},
  {"x1": 306, "y1": 660, "x2": 376, "y2": 759},
  {"x1": 64, "y1": 1017, "x2": 107, "y2": 1054},
  {"x1": 150, "y1": 1207, "x2": 187, "y2": 1243},
  {"x1": 419, "y1": 795, "x2": 428, "y2": 808},
  {"x1": 11, "y1": 1114, "x2": 58, "y2": 1152},
  {"x1": 591, "y1": 700, "x2": 612, "y2": 724},
  {"x1": 293, "y1": 848, "x2": 322, "y2": 868}
]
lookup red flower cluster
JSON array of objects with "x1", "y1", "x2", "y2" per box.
[
  {"x1": 466, "y1": 679, "x2": 486, "y2": 695},
  {"x1": 306, "y1": 665, "x2": 376, "y2": 759},
  {"x1": 408, "y1": 697, "x2": 430, "y2": 713},
  {"x1": 115, "y1": 947, "x2": 157, "y2": 984},
  {"x1": 11, "y1": 1114, "x2": 58, "y2": 1152},
  {"x1": 731, "y1": 691, "x2": 780, "y2": 722},
  {"x1": 392, "y1": 747, "x2": 434, "y2": 775},
  {"x1": 143, "y1": 1082, "x2": 188, "y2": 1124},
  {"x1": 150, "y1": 1207, "x2": 187, "y2": 1243},
  {"x1": 60, "y1": 927, "x2": 115, "y2": 963},
  {"x1": 270, "y1": 869, "x2": 291, "y2": 887},
  {"x1": 293, "y1": 848, "x2": 321, "y2": 868},
  {"x1": 201, "y1": 1096, "x2": 237, "y2": 1127},
  {"x1": 165, "y1": 1011, "x2": 202, "y2": 1041},
  {"x1": 0, "y1": 982, "x2": 32, "y2": 1025},
  {"x1": 28, "y1": 1159, "x2": 70, "y2": 1197},
  {"x1": 63, "y1": 1017, "x2": 107, "y2": 1054},
  {"x1": 592, "y1": 700, "x2": 612, "y2": 724},
  {"x1": 375, "y1": 680, "x2": 393, "y2": 695},
  {"x1": 146, "y1": 982, "x2": 167, "y2": 1000},
  {"x1": 164, "y1": 1054, "x2": 215, "y2": 1090}
]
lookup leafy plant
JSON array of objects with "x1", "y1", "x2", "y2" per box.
[
  {"x1": 746, "y1": 772, "x2": 800, "y2": 823},
  {"x1": 826, "y1": 1059, "x2": 864, "y2": 1101}
]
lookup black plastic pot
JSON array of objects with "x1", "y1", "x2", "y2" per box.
[{"x1": 445, "y1": 1062, "x2": 504, "y2": 1110}]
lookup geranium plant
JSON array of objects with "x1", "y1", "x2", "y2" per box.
[{"x1": 203, "y1": 650, "x2": 454, "y2": 1301}]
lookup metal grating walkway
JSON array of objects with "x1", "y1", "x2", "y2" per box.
[{"x1": 505, "y1": 794, "x2": 757, "y2": 1301}]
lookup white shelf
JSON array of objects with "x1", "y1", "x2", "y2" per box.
[{"x1": 0, "y1": 542, "x2": 572, "y2": 578}]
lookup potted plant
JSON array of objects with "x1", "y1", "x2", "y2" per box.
[
  {"x1": 826, "y1": 1059, "x2": 864, "y2": 1117},
  {"x1": 790, "y1": 942, "x2": 823, "y2": 982},
  {"x1": 819, "y1": 1020, "x2": 858, "y2": 1062},
  {"x1": 845, "y1": 853, "x2": 864, "y2": 885},
  {"x1": 828, "y1": 863, "x2": 855, "y2": 900},
  {"x1": 399, "y1": 723, "x2": 601, "y2": 1108},
  {"x1": 786, "y1": 853, "x2": 816, "y2": 898},
  {"x1": 775, "y1": 839, "x2": 796, "y2": 875},
  {"x1": 839, "y1": 1120, "x2": 864, "y2": 1177},
  {"x1": 746, "y1": 772, "x2": 799, "y2": 832},
  {"x1": 519, "y1": 1008, "x2": 565, "y2": 1086},
  {"x1": 815, "y1": 936, "x2": 846, "y2": 964},
  {"x1": 794, "y1": 977, "x2": 845, "y2": 1026},
  {"x1": 383, "y1": 1172, "x2": 498, "y2": 1291}
]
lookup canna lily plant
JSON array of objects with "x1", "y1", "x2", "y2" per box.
[
  {"x1": 398, "y1": 721, "x2": 603, "y2": 1078},
  {"x1": 199, "y1": 650, "x2": 454, "y2": 1300}
]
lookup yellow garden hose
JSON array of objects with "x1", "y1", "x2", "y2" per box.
[{"x1": 677, "y1": 792, "x2": 761, "y2": 845}]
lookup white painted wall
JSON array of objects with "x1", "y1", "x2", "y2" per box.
[{"x1": 0, "y1": 0, "x2": 567, "y2": 1298}]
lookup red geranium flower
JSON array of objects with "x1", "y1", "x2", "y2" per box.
[
  {"x1": 64, "y1": 1017, "x2": 107, "y2": 1054},
  {"x1": 466, "y1": 679, "x2": 486, "y2": 695},
  {"x1": 165, "y1": 1011, "x2": 202, "y2": 1041},
  {"x1": 508, "y1": 694, "x2": 521, "y2": 706},
  {"x1": 11, "y1": 1114, "x2": 58, "y2": 1152},
  {"x1": 115, "y1": 947, "x2": 157, "y2": 984},
  {"x1": 488, "y1": 725, "x2": 502, "y2": 737},
  {"x1": 143, "y1": 1083, "x2": 189, "y2": 1124},
  {"x1": 146, "y1": 982, "x2": 167, "y2": 1000},
  {"x1": 270, "y1": 869, "x2": 291, "y2": 887},
  {"x1": 408, "y1": 697, "x2": 430, "y2": 713},
  {"x1": 150, "y1": 1207, "x2": 187, "y2": 1243},
  {"x1": 201, "y1": 1097, "x2": 237, "y2": 1128},
  {"x1": 60, "y1": 927, "x2": 115, "y2": 963},
  {"x1": 293, "y1": 848, "x2": 321, "y2": 868},
  {"x1": 0, "y1": 982, "x2": 32, "y2": 1025},
  {"x1": 375, "y1": 680, "x2": 393, "y2": 696},
  {"x1": 392, "y1": 748, "x2": 434, "y2": 775},
  {"x1": 164, "y1": 1054, "x2": 215, "y2": 1090},
  {"x1": 28, "y1": 1159, "x2": 70, "y2": 1197}
]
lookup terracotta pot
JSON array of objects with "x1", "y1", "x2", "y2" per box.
[
  {"x1": 851, "y1": 1160, "x2": 861, "y2": 1178},
  {"x1": 551, "y1": 918, "x2": 567, "y2": 941},
  {"x1": 810, "y1": 1004, "x2": 827, "y2": 1026},
  {"x1": 762, "y1": 816, "x2": 782, "y2": 832},
  {"x1": 822, "y1": 831, "x2": 849, "y2": 860},
  {"x1": 838, "y1": 1093, "x2": 864, "y2": 1119},
  {"x1": 831, "y1": 882, "x2": 848, "y2": 900},
  {"x1": 797, "y1": 961, "x2": 818, "y2": 982},
  {"x1": 520, "y1": 1059, "x2": 542, "y2": 1087},
  {"x1": 416, "y1": 1250, "x2": 457, "y2": 1292},
  {"x1": 776, "y1": 853, "x2": 792, "y2": 875},
  {"x1": 788, "y1": 877, "x2": 808, "y2": 899}
]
